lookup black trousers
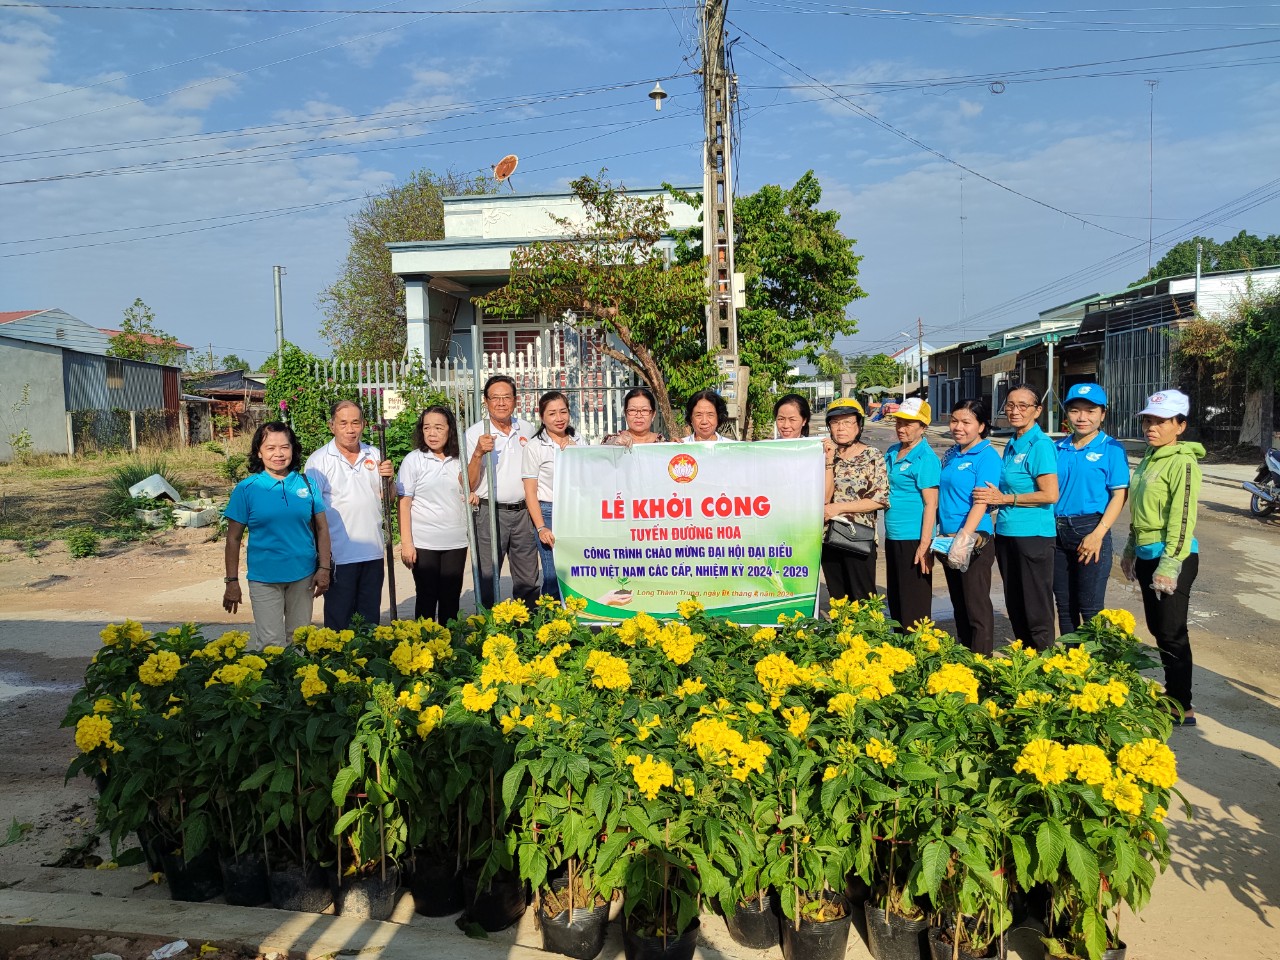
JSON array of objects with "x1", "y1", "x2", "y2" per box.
[
  {"x1": 884, "y1": 538, "x2": 933, "y2": 631},
  {"x1": 324, "y1": 558, "x2": 383, "y2": 630},
  {"x1": 1136, "y1": 554, "x2": 1199, "y2": 712},
  {"x1": 411, "y1": 547, "x2": 467, "y2": 625},
  {"x1": 995, "y1": 535, "x2": 1056, "y2": 651},
  {"x1": 821, "y1": 542, "x2": 878, "y2": 604},
  {"x1": 474, "y1": 501, "x2": 541, "y2": 608},
  {"x1": 942, "y1": 543, "x2": 995, "y2": 654}
]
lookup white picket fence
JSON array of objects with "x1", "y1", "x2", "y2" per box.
[{"x1": 313, "y1": 332, "x2": 639, "y2": 443}]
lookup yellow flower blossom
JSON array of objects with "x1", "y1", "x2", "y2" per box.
[
  {"x1": 138, "y1": 650, "x2": 182, "y2": 686},
  {"x1": 751, "y1": 627, "x2": 776, "y2": 645},
  {"x1": 1097, "y1": 608, "x2": 1137, "y2": 635},
  {"x1": 744, "y1": 701, "x2": 764, "y2": 715},
  {"x1": 626, "y1": 754, "x2": 674, "y2": 800},
  {"x1": 546, "y1": 703, "x2": 563, "y2": 723},
  {"x1": 99, "y1": 620, "x2": 150, "y2": 647},
  {"x1": 781, "y1": 706, "x2": 810, "y2": 737},
  {"x1": 675, "y1": 677, "x2": 707, "y2": 698},
  {"x1": 1064, "y1": 743, "x2": 1112, "y2": 786},
  {"x1": 499, "y1": 705, "x2": 536, "y2": 735},
  {"x1": 491, "y1": 599, "x2": 530, "y2": 625},
  {"x1": 1116, "y1": 739, "x2": 1178, "y2": 789},
  {"x1": 617, "y1": 612, "x2": 659, "y2": 647},
  {"x1": 1013, "y1": 690, "x2": 1054, "y2": 709},
  {"x1": 865, "y1": 737, "x2": 897, "y2": 767},
  {"x1": 926, "y1": 663, "x2": 980, "y2": 704},
  {"x1": 1013, "y1": 739, "x2": 1070, "y2": 786},
  {"x1": 676, "y1": 598, "x2": 704, "y2": 619},
  {"x1": 294, "y1": 664, "x2": 328, "y2": 703},
  {"x1": 397, "y1": 681, "x2": 430, "y2": 712},
  {"x1": 635, "y1": 715, "x2": 663, "y2": 741},
  {"x1": 657, "y1": 623, "x2": 704, "y2": 665},
  {"x1": 1102, "y1": 770, "x2": 1145, "y2": 817},
  {"x1": 460, "y1": 683, "x2": 498, "y2": 713},
  {"x1": 93, "y1": 698, "x2": 115, "y2": 714},
  {"x1": 263, "y1": 645, "x2": 285, "y2": 657},
  {"x1": 873, "y1": 644, "x2": 916, "y2": 675},
  {"x1": 1152, "y1": 805, "x2": 1168, "y2": 823},
  {"x1": 75, "y1": 714, "x2": 122, "y2": 753},
  {"x1": 390, "y1": 640, "x2": 436, "y2": 676},
  {"x1": 982, "y1": 699, "x2": 1002, "y2": 719},
  {"x1": 584, "y1": 650, "x2": 631, "y2": 691},
  {"x1": 481, "y1": 634, "x2": 516, "y2": 661},
  {"x1": 416, "y1": 704, "x2": 443, "y2": 739},
  {"x1": 823, "y1": 767, "x2": 838, "y2": 781},
  {"x1": 536, "y1": 619, "x2": 573, "y2": 645},
  {"x1": 683, "y1": 717, "x2": 771, "y2": 780},
  {"x1": 1042, "y1": 646, "x2": 1093, "y2": 678},
  {"x1": 680, "y1": 777, "x2": 696, "y2": 797},
  {"x1": 828, "y1": 692, "x2": 859, "y2": 717}
]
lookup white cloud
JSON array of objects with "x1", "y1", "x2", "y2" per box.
[{"x1": 164, "y1": 74, "x2": 240, "y2": 112}]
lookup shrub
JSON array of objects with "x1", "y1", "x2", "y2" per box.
[
  {"x1": 263, "y1": 343, "x2": 360, "y2": 458},
  {"x1": 66, "y1": 527, "x2": 101, "y2": 559},
  {"x1": 220, "y1": 453, "x2": 247, "y2": 484},
  {"x1": 101, "y1": 456, "x2": 184, "y2": 521}
]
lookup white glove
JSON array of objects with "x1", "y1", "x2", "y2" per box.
[
  {"x1": 1152, "y1": 556, "x2": 1182, "y2": 596},
  {"x1": 947, "y1": 531, "x2": 976, "y2": 573}
]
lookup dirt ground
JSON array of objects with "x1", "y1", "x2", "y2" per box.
[{"x1": 1, "y1": 932, "x2": 293, "y2": 960}]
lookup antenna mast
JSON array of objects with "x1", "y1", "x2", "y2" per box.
[{"x1": 701, "y1": 0, "x2": 745, "y2": 425}]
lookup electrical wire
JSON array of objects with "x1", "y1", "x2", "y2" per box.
[{"x1": 729, "y1": 21, "x2": 1143, "y2": 241}]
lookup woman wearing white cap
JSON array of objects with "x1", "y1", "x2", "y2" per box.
[
  {"x1": 883, "y1": 398, "x2": 939, "y2": 631},
  {"x1": 1052, "y1": 383, "x2": 1129, "y2": 635},
  {"x1": 1121, "y1": 389, "x2": 1204, "y2": 725}
]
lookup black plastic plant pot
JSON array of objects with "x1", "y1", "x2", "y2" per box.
[
  {"x1": 927, "y1": 925, "x2": 1001, "y2": 960},
  {"x1": 219, "y1": 853, "x2": 269, "y2": 907},
  {"x1": 340, "y1": 865, "x2": 401, "y2": 921},
  {"x1": 160, "y1": 847, "x2": 223, "y2": 903},
  {"x1": 622, "y1": 917, "x2": 700, "y2": 960},
  {"x1": 411, "y1": 859, "x2": 465, "y2": 917},
  {"x1": 461, "y1": 868, "x2": 527, "y2": 932},
  {"x1": 781, "y1": 892, "x2": 853, "y2": 960},
  {"x1": 540, "y1": 893, "x2": 611, "y2": 960},
  {"x1": 726, "y1": 891, "x2": 781, "y2": 950},
  {"x1": 865, "y1": 901, "x2": 929, "y2": 960},
  {"x1": 269, "y1": 864, "x2": 335, "y2": 914}
]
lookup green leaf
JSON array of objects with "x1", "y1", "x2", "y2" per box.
[
  {"x1": 1082, "y1": 906, "x2": 1109, "y2": 960},
  {"x1": 1036, "y1": 821, "x2": 1066, "y2": 878},
  {"x1": 502, "y1": 761, "x2": 528, "y2": 812},
  {"x1": 898, "y1": 760, "x2": 938, "y2": 782},
  {"x1": 268, "y1": 765, "x2": 294, "y2": 795},
  {"x1": 332, "y1": 767, "x2": 358, "y2": 807},
  {"x1": 1009, "y1": 835, "x2": 1032, "y2": 890},
  {"x1": 113, "y1": 846, "x2": 146, "y2": 867},
  {"x1": 919, "y1": 839, "x2": 949, "y2": 900},
  {"x1": 1064, "y1": 834, "x2": 1100, "y2": 901},
  {"x1": 334, "y1": 808, "x2": 362, "y2": 835},
  {"x1": 238, "y1": 763, "x2": 275, "y2": 792}
]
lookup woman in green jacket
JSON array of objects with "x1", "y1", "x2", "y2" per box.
[{"x1": 1120, "y1": 389, "x2": 1204, "y2": 725}]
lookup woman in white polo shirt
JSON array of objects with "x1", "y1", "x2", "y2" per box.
[
  {"x1": 397, "y1": 405, "x2": 469, "y2": 624},
  {"x1": 523, "y1": 391, "x2": 584, "y2": 601}
]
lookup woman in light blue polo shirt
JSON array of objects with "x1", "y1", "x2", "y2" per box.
[
  {"x1": 973, "y1": 385, "x2": 1059, "y2": 650},
  {"x1": 223, "y1": 421, "x2": 332, "y2": 646},
  {"x1": 938, "y1": 400, "x2": 1002, "y2": 653},
  {"x1": 883, "y1": 398, "x2": 940, "y2": 632},
  {"x1": 1053, "y1": 383, "x2": 1129, "y2": 636}
]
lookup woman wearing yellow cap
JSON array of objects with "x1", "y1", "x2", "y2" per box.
[
  {"x1": 822, "y1": 398, "x2": 889, "y2": 603},
  {"x1": 883, "y1": 398, "x2": 939, "y2": 631}
]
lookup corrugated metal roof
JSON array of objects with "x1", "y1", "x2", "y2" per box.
[{"x1": 63, "y1": 350, "x2": 176, "y2": 412}]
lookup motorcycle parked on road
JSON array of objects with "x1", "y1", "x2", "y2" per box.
[{"x1": 1242, "y1": 448, "x2": 1280, "y2": 517}]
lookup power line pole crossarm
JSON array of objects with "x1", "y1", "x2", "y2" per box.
[{"x1": 700, "y1": 0, "x2": 747, "y2": 430}]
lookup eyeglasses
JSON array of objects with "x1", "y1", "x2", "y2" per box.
[
  {"x1": 626, "y1": 407, "x2": 654, "y2": 416},
  {"x1": 486, "y1": 393, "x2": 516, "y2": 403},
  {"x1": 1004, "y1": 402, "x2": 1039, "y2": 412}
]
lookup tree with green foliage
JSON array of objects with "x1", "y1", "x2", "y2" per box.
[
  {"x1": 673, "y1": 171, "x2": 865, "y2": 432},
  {"x1": 220, "y1": 353, "x2": 253, "y2": 372},
  {"x1": 851, "y1": 353, "x2": 907, "y2": 392},
  {"x1": 1140, "y1": 230, "x2": 1280, "y2": 285},
  {"x1": 107, "y1": 298, "x2": 185, "y2": 366},
  {"x1": 263, "y1": 343, "x2": 361, "y2": 457},
  {"x1": 319, "y1": 168, "x2": 494, "y2": 361},
  {"x1": 475, "y1": 174, "x2": 715, "y2": 434},
  {"x1": 815, "y1": 347, "x2": 851, "y2": 383}
]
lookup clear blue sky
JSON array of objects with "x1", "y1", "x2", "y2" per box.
[{"x1": 3, "y1": 2, "x2": 1278, "y2": 364}]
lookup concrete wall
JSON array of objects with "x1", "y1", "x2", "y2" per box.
[
  {"x1": 441, "y1": 187, "x2": 702, "y2": 241},
  {"x1": 0, "y1": 337, "x2": 69, "y2": 461}
]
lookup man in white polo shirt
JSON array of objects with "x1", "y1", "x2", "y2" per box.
[
  {"x1": 304, "y1": 400, "x2": 394, "y2": 629},
  {"x1": 465, "y1": 375, "x2": 538, "y2": 607}
]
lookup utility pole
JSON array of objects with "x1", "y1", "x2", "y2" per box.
[
  {"x1": 273, "y1": 265, "x2": 286, "y2": 362},
  {"x1": 916, "y1": 316, "x2": 925, "y2": 399},
  {"x1": 700, "y1": 0, "x2": 746, "y2": 429}
]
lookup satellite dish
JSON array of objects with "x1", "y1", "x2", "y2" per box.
[{"x1": 494, "y1": 154, "x2": 518, "y2": 189}]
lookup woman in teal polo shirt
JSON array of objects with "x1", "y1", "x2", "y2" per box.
[
  {"x1": 973, "y1": 385, "x2": 1059, "y2": 650},
  {"x1": 223, "y1": 422, "x2": 332, "y2": 646},
  {"x1": 938, "y1": 400, "x2": 1002, "y2": 653},
  {"x1": 883, "y1": 398, "x2": 940, "y2": 631},
  {"x1": 1053, "y1": 383, "x2": 1129, "y2": 636}
]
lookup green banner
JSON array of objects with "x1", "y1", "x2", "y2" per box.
[{"x1": 554, "y1": 439, "x2": 825, "y2": 624}]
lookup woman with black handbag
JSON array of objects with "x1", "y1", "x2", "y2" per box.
[{"x1": 821, "y1": 398, "x2": 889, "y2": 605}]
